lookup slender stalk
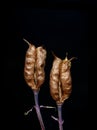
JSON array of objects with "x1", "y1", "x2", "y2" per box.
[
  {"x1": 57, "y1": 104, "x2": 63, "y2": 130},
  {"x1": 33, "y1": 90, "x2": 45, "y2": 130}
]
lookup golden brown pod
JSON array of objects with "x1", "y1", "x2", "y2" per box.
[
  {"x1": 50, "y1": 54, "x2": 62, "y2": 103},
  {"x1": 24, "y1": 42, "x2": 36, "y2": 90},
  {"x1": 24, "y1": 39, "x2": 47, "y2": 91},
  {"x1": 50, "y1": 53, "x2": 75, "y2": 105},
  {"x1": 36, "y1": 46, "x2": 47, "y2": 89},
  {"x1": 59, "y1": 56, "x2": 72, "y2": 103}
]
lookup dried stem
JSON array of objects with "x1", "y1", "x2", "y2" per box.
[
  {"x1": 57, "y1": 104, "x2": 63, "y2": 130},
  {"x1": 33, "y1": 90, "x2": 45, "y2": 130}
]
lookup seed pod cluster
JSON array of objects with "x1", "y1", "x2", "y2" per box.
[
  {"x1": 50, "y1": 53, "x2": 74, "y2": 105},
  {"x1": 24, "y1": 39, "x2": 47, "y2": 91}
]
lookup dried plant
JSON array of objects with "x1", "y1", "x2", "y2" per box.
[
  {"x1": 23, "y1": 39, "x2": 76, "y2": 130},
  {"x1": 23, "y1": 38, "x2": 46, "y2": 130},
  {"x1": 50, "y1": 52, "x2": 76, "y2": 130}
]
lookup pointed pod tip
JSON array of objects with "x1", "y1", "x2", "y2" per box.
[
  {"x1": 23, "y1": 38, "x2": 31, "y2": 46},
  {"x1": 51, "y1": 51, "x2": 59, "y2": 59},
  {"x1": 69, "y1": 57, "x2": 77, "y2": 62}
]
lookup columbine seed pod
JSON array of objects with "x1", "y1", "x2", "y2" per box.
[
  {"x1": 23, "y1": 39, "x2": 47, "y2": 91},
  {"x1": 60, "y1": 56, "x2": 73, "y2": 103},
  {"x1": 36, "y1": 46, "x2": 47, "y2": 89},
  {"x1": 24, "y1": 41, "x2": 36, "y2": 90},
  {"x1": 50, "y1": 53, "x2": 75, "y2": 105},
  {"x1": 50, "y1": 54, "x2": 62, "y2": 103}
]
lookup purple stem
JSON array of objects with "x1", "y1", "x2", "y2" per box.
[
  {"x1": 33, "y1": 90, "x2": 45, "y2": 130},
  {"x1": 57, "y1": 104, "x2": 63, "y2": 130}
]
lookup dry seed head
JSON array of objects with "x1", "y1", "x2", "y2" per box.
[
  {"x1": 50, "y1": 53, "x2": 75, "y2": 105},
  {"x1": 50, "y1": 55, "x2": 62, "y2": 102},
  {"x1": 24, "y1": 43, "x2": 36, "y2": 90},
  {"x1": 36, "y1": 46, "x2": 47, "y2": 89},
  {"x1": 24, "y1": 39, "x2": 47, "y2": 91}
]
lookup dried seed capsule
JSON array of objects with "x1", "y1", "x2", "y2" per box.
[
  {"x1": 50, "y1": 53, "x2": 75, "y2": 105},
  {"x1": 24, "y1": 40, "x2": 36, "y2": 90},
  {"x1": 23, "y1": 39, "x2": 47, "y2": 91},
  {"x1": 36, "y1": 46, "x2": 47, "y2": 89},
  {"x1": 49, "y1": 54, "x2": 62, "y2": 103},
  {"x1": 60, "y1": 56, "x2": 72, "y2": 103}
]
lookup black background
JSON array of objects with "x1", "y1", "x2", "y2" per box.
[{"x1": 8, "y1": 1, "x2": 88, "y2": 130}]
